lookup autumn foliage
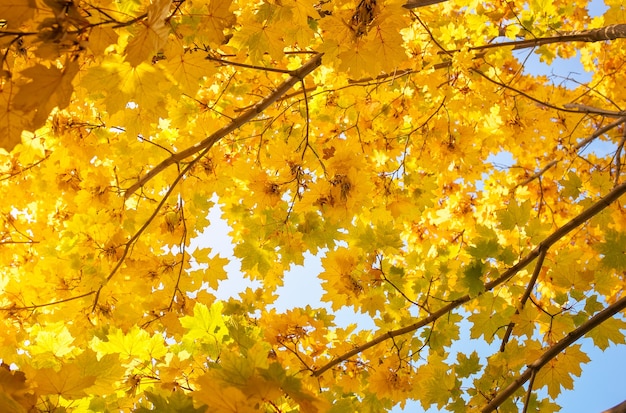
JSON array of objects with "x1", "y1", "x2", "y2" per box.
[{"x1": 1, "y1": 0, "x2": 626, "y2": 411}]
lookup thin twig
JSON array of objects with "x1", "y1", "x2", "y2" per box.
[
  {"x1": 205, "y1": 55, "x2": 293, "y2": 74},
  {"x1": 92, "y1": 147, "x2": 210, "y2": 312},
  {"x1": 516, "y1": 160, "x2": 558, "y2": 188},
  {"x1": 0, "y1": 291, "x2": 96, "y2": 311},
  {"x1": 500, "y1": 248, "x2": 547, "y2": 352},
  {"x1": 522, "y1": 369, "x2": 537, "y2": 413}
]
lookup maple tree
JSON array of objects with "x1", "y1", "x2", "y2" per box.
[{"x1": 1, "y1": 0, "x2": 626, "y2": 411}]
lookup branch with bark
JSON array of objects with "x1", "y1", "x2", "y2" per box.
[{"x1": 483, "y1": 295, "x2": 626, "y2": 412}]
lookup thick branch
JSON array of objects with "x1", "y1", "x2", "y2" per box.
[
  {"x1": 458, "y1": 24, "x2": 626, "y2": 54},
  {"x1": 575, "y1": 117, "x2": 626, "y2": 149},
  {"x1": 483, "y1": 294, "x2": 626, "y2": 413},
  {"x1": 403, "y1": 0, "x2": 448, "y2": 9},
  {"x1": 348, "y1": 24, "x2": 626, "y2": 84},
  {"x1": 312, "y1": 182, "x2": 626, "y2": 377},
  {"x1": 124, "y1": 53, "x2": 323, "y2": 198},
  {"x1": 602, "y1": 400, "x2": 626, "y2": 413}
]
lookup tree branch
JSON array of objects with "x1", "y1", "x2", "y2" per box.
[
  {"x1": 312, "y1": 182, "x2": 626, "y2": 377},
  {"x1": 575, "y1": 116, "x2": 626, "y2": 150},
  {"x1": 481, "y1": 24, "x2": 626, "y2": 52},
  {"x1": 124, "y1": 53, "x2": 324, "y2": 198},
  {"x1": 563, "y1": 103, "x2": 626, "y2": 118},
  {"x1": 347, "y1": 24, "x2": 626, "y2": 84},
  {"x1": 601, "y1": 400, "x2": 626, "y2": 413},
  {"x1": 403, "y1": 0, "x2": 449, "y2": 9},
  {"x1": 482, "y1": 294, "x2": 626, "y2": 413}
]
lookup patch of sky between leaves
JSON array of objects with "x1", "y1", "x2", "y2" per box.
[
  {"x1": 190, "y1": 198, "x2": 375, "y2": 330},
  {"x1": 510, "y1": 0, "x2": 607, "y2": 88},
  {"x1": 480, "y1": 0, "x2": 610, "y2": 192}
]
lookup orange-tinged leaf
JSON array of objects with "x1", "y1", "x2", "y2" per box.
[
  {"x1": 88, "y1": 26, "x2": 120, "y2": 55},
  {"x1": 194, "y1": 373, "x2": 255, "y2": 413},
  {"x1": 32, "y1": 364, "x2": 96, "y2": 399},
  {"x1": 12, "y1": 60, "x2": 79, "y2": 129},
  {"x1": 0, "y1": 367, "x2": 34, "y2": 413},
  {"x1": 0, "y1": 87, "x2": 30, "y2": 151},
  {"x1": 0, "y1": 0, "x2": 36, "y2": 28}
]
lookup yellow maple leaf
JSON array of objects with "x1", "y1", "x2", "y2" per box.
[
  {"x1": 231, "y1": 19, "x2": 285, "y2": 62},
  {"x1": 204, "y1": 0, "x2": 236, "y2": 45},
  {"x1": 337, "y1": 42, "x2": 372, "y2": 77},
  {"x1": 91, "y1": 325, "x2": 166, "y2": 362},
  {"x1": 88, "y1": 26, "x2": 120, "y2": 56},
  {"x1": 534, "y1": 344, "x2": 590, "y2": 399},
  {"x1": 28, "y1": 322, "x2": 77, "y2": 360},
  {"x1": 162, "y1": 42, "x2": 217, "y2": 96}
]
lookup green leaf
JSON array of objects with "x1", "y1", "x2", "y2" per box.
[
  {"x1": 422, "y1": 313, "x2": 462, "y2": 354},
  {"x1": 468, "y1": 226, "x2": 499, "y2": 260},
  {"x1": 357, "y1": 221, "x2": 404, "y2": 251},
  {"x1": 468, "y1": 295, "x2": 516, "y2": 343},
  {"x1": 559, "y1": 171, "x2": 582, "y2": 199},
  {"x1": 233, "y1": 239, "x2": 272, "y2": 276},
  {"x1": 455, "y1": 351, "x2": 482, "y2": 378},
  {"x1": 134, "y1": 390, "x2": 207, "y2": 413},
  {"x1": 584, "y1": 295, "x2": 604, "y2": 314},
  {"x1": 180, "y1": 302, "x2": 230, "y2": 357},
  {"x1": 497, "y1": 200, "x2": 532, "y2": 231},
  {"x1": 597, "y1": 230, "x2": 626, "y2": 270},
  {"x1": 462, "y1": 260, "x2": 486, "y2": 298}
]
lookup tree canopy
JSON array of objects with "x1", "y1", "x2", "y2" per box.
[{"x1": 1, "y1": 0, "x2": 626, "y2": 412}]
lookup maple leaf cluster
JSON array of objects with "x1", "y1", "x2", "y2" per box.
[{"x1": 0, "y1": 0, "x2": 626, "y2": 412}]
